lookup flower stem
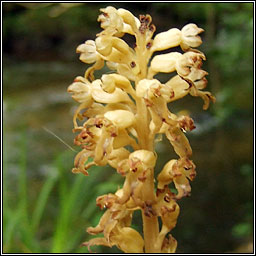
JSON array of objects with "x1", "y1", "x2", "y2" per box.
[{"x1": 141, "y1": 168, "x2": 159, "y2": 253}]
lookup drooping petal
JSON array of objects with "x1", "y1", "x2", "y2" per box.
[
  {"x1": 111, "y1": 227, "x2": 144, "y2": 253},
  {"x1": 166, "y1": 127, "x2": 192, "y2": 158},
  {"x1": 157, "y1": 159, "x2": 176, "y2": 189},
  {"x1": 82, "y1": 237, "x2": 112, "y2": 253}
]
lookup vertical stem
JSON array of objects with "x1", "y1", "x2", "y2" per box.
[
  {"x1": 142, "y1": 215, "x2": 159, "y2": 253},
  {"x1": 141, "y1": 167, "x2": 159, "y2": 253},
  {"x1": 135, "y1": 26, "x2": 160, "y2": 252}
]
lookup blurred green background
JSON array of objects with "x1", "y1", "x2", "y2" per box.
[{"x1": 3, "y1": 2, "x2": 253, "y2": 253}]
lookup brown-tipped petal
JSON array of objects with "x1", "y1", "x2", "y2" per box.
[
  {"x1": 82, "y1": 237, "x2": 112, "y2": 253},
  {"x1": 165, "y1": 75, "x2": 190, "y2": 102},
  {"x1": 166, "y1": 127, "x2": 192, "y2": 158},
  {"x1": 161, "y1": 234, "x2": 178, "y2": 253},
  {"x1": 173, "y1": 174, "x2": 191, "y2": 199},
  {"x1": 160, "y1": 201, "x2": 180, "y2": 230}
]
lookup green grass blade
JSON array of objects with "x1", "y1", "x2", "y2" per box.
[{"x1": 31, "y1": 169, "x2": 59, "y2": 233}]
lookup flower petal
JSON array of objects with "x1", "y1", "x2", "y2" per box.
[
  {"x1": 104, "y1": 110, "x2": 135, "y2": 129},
  {"x1": 92, "y1": 79, "x2": 132, "y2": 103},
  {"x1": 150, "y1": 52, "x2": 182, "y2": 73},
  {"x1": 165, "y1": 75, "x2": 190, "y2": 102},
  {"x1": 111, "y1": 227, "x2": 144, "y2": 253},
  {"x1": 151, "y1": 28, "x2": 181, "y2": 52}
]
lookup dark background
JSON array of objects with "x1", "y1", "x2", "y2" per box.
[{"x1": 3, "y1": 2, "x2": 254, "y2": 253}]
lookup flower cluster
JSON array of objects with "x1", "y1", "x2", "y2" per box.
[{"x1": 68, "y1": 6, "x2": 215, "y2": 253}]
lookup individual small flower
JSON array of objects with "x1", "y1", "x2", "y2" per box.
[
  {"x1": 75, "y1": 39, "x2": 104, "y2": 81},
  {"x1": 181, "y1": 23, "x2": 204, "y2": 50},
  {"x1": 175, "y1": 51, "x2": 206, "y2": 77},
  {"x1": 76, "y1": 40, "x2": 99, "y2": 64},
  {"x1": 67, "y1": 76, "x2": 92, "y2": 103},
  {"x1": 175, "y1": 51, "x2": 216, "y2": 109},
  {"x1": 157, "y1": 158, "x2": 196, "y2": 199},
  {"x1": 84, "y1": 189, "x2": 144, "y2": 253},
  {"x1": 98, "y1": 6, "x2": 124, "y2": 36}
]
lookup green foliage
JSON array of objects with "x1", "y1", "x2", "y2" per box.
[{"x1": 3, "y1": 129, "x2": 122, "y2": 253}]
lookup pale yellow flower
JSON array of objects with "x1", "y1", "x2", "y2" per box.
[
  {"x1": 76, "y1": 40, "x2": 99, "y2": 64},
  {"x1": 181, "y1": 23, "x2": 204, "y2": 50}
]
